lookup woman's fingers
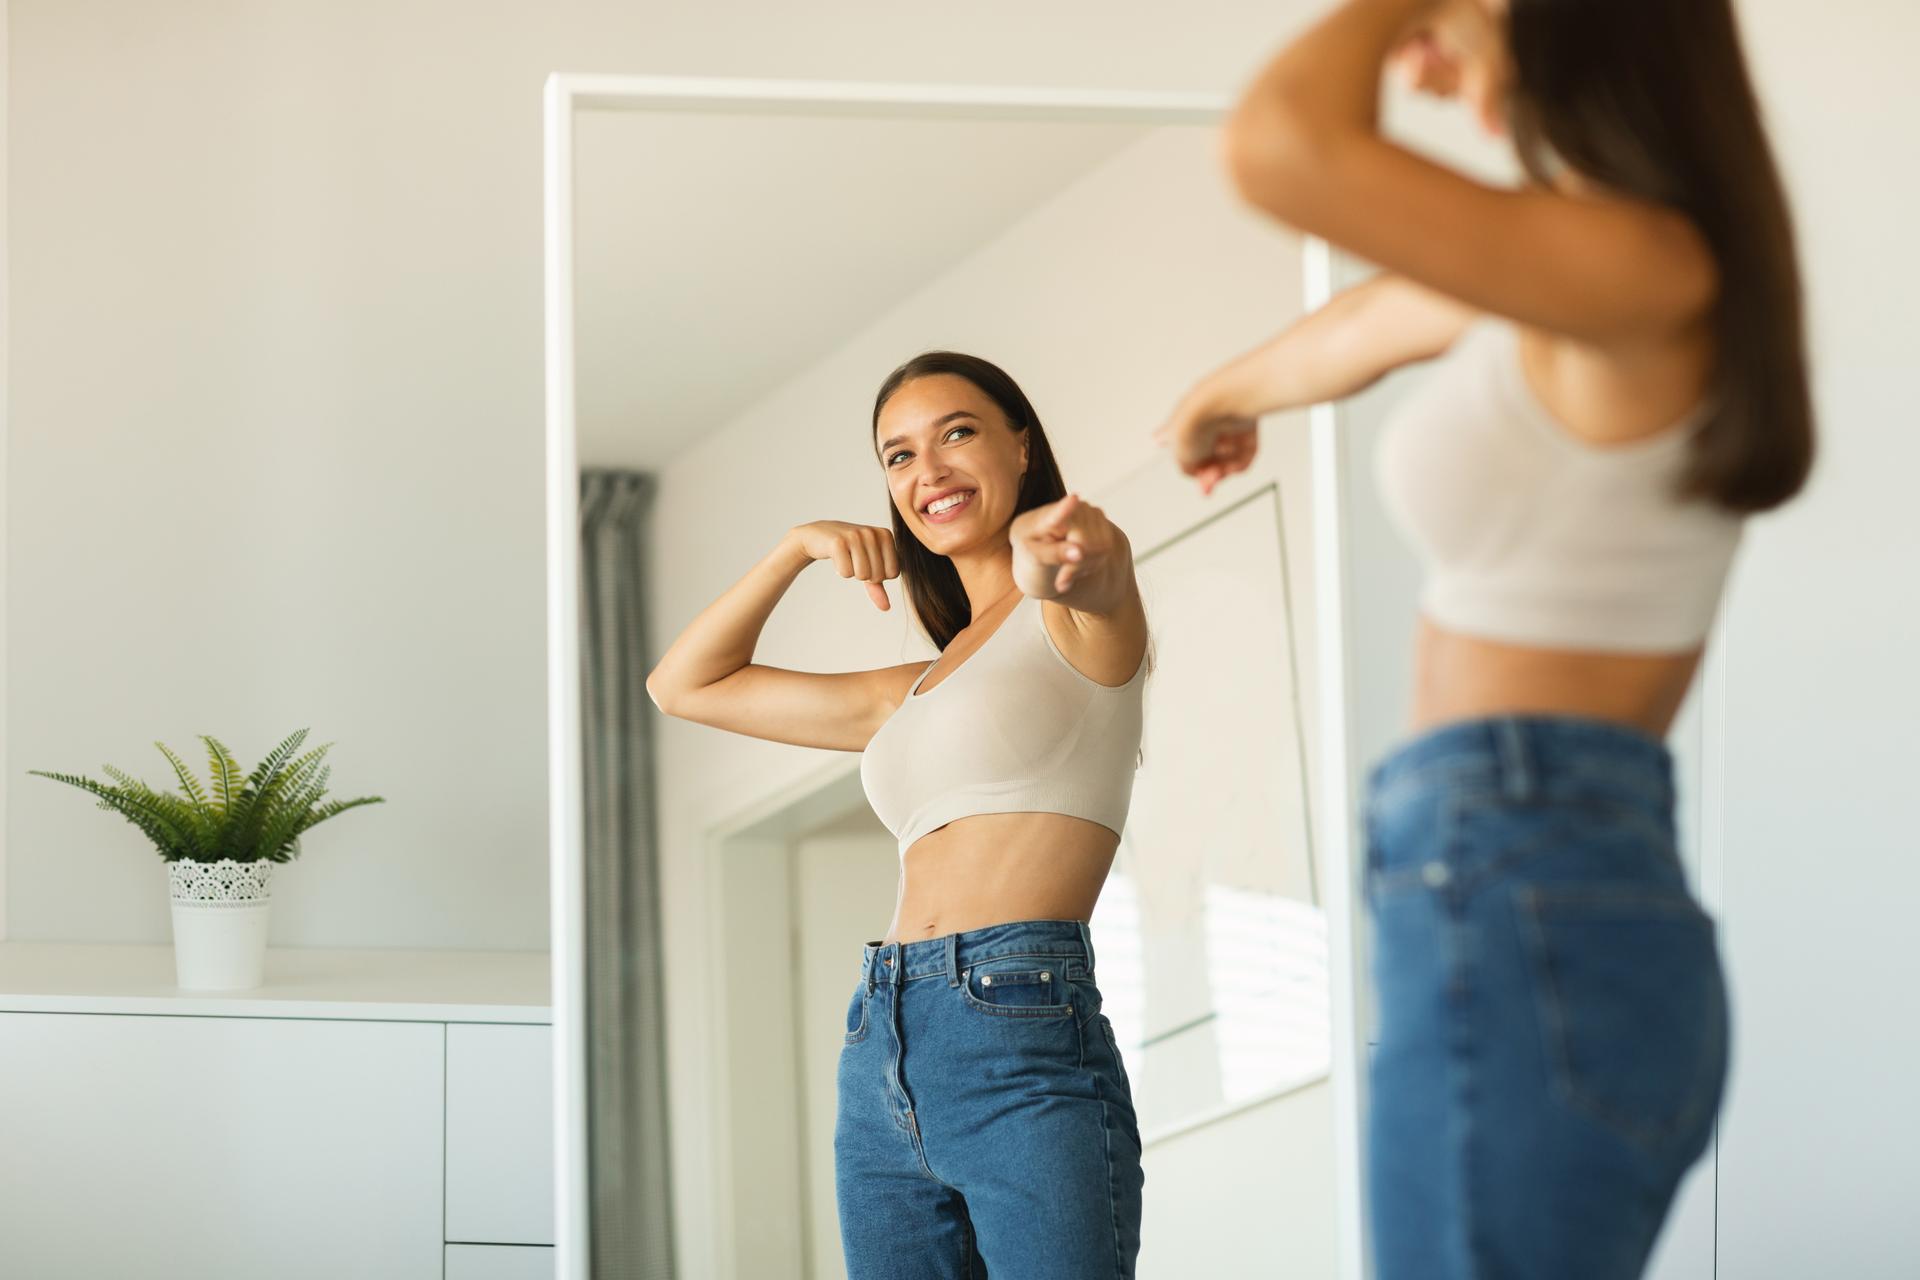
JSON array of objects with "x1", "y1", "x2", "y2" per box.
[
  {"x1": 866, "y1": 580, "x2": 890, "y2": 611},
  {"x1": 877, "y1": 528, "x2": 899, "y2": 580},
  {"x1": 1023, "y1": 533, "x2": 1076, "y2": 564}
]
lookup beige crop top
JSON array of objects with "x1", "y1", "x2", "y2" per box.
[
  {"x1": 1376, "y1": 317, "x2": 1744, "y2": 653},
  {"x1": 859, "y1": 592, "x2": 1147, "y2": 857}
]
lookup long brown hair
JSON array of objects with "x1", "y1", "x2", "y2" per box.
[
  {"x1": 871, "y1": 352, "x2": 1068, "y2": 650},
  {"x1": 1506, "y1": 0, "x2": 1814, "y2": 512}
]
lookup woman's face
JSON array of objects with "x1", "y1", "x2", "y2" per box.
[
  {"x1": 875, "y1": 373, "x2": 1029, "y2": 556},
  {"x1": 1392, "y1": 0, "x2": 1513, "y2": 137}
]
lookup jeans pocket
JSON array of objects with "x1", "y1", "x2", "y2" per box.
[
  {"x1": 958, "y1": 957, "x2": 1075, "y2": 1019},
  {"x1": 1519, "y1": 885, "x2": 1729, "y2": 1160},
  {"x1": 843, "y1": 982, "x2": 870, "y2": 1045}
]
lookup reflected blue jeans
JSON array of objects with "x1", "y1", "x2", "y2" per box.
[
  {"x1": 834, "y1": 918, "x2": 1144, "y2": 1279},
  {"x1": 1365, "y1": 717, "x2": 1729, "y2": 1280}
]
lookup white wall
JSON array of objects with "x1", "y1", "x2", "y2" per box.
[
  {"x1": 792, "y1": 817, "x2": 901, "y2": 1280},
  {"x1": 1, "y1": 0, "x2": 13, "y2": 937},
  {"x1": 643, "y1": 127, "x2": 1327, "y2": 1275},
  {"x1": 1708, "y1": 4, "x2": 1920, "y2": 1273}
]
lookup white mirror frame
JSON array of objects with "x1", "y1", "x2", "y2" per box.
[{"x1": 541, "y1": 72, "x2": 1368, "y2": 1280}]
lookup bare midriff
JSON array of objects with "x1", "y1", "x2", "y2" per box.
[
  {"x1": 1412, "y1": 615, "x2": 1704, "y2": 740},
  {"x1": 877, "y1": 812, "x2": 1119, "y2": 947}
]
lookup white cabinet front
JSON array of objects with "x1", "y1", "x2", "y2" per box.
[
  {"x1": 445, "y1": 1243, "x2": 557, "y2": 1280},
  {"x1": 446, "y1": 1022, "x2": 555, "y2": 1245},
  {"x1": 0, "y1": 1012, "x2": 444, "y2": 1279}
]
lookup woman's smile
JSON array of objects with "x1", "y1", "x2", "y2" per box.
[{"x1": 921, "y1": 488, "x2": 978, "y2": 524}]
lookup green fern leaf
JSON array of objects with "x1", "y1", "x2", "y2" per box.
[
  {"x1": 201, "y1": 736, "x2": 245, "y2": 815},
  {"x1": 154, "y1": 743, "x2": 212, "y2": 814}
]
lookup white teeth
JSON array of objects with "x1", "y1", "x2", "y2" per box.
[{"x1": 926, "y1": 491, "x2": 972, "y2": 515}]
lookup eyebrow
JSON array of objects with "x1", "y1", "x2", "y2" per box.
[{"x1": 878, "y1": 411, "x2": 980, "y2": 455}]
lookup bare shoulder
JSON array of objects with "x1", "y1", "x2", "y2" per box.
[
  {"x1": 869, "y1": 658, "x2": 933, "y2": 710},
  {"x1": 1040, "y1": 593, "x2": 1149, "y2": 689}
]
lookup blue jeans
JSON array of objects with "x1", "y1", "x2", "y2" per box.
[
  {"x1": 1364, "y1": 717, "x2": 1729, "y2": 1280},
  {"x1": 835, "y1": 918, "x2": 1144, "y2": 1278}
]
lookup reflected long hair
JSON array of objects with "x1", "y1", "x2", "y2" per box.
[
  {"x1": 871, "y1": 352, "x2": 1068, "y2": 650},
  {"x1": 1505, "y1": 0, "x2": 1814, "y2": 511}
]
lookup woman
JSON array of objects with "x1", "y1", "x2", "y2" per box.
[
  {"x1": 647, "y1": 351, "x2": 1150, "y2": 1278},
  {"x1": 1159, "y1": 1, "x2": 1812, "y2": 1276}
]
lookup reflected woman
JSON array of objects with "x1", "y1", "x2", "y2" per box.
[
  {"x1": 1160, "y1": 1, "x2": 1812, "y2": 1276},
  {"x1": 647, "y1": 352, "x2": 1150, "y2": 1278}
]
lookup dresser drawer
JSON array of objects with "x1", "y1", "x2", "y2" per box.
[
  {"x1": 0, "y1": 1012, "x2": 444, "y2": 1278},
  {"x1": 445, "y1": 1243, "x2": 555, "y2": 1280}
]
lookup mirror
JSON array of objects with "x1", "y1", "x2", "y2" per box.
[{"x1": 545, "y1": 77, "x2": 1364, "y2": 1280}]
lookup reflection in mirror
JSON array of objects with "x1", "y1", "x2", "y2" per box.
[{"x1": 566, "y1": 98, "x2": 1342, "y2": 1278}]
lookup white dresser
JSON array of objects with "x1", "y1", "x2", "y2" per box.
[{"x1": 0, "y1": 943, "x2": 554, "y2": 1280}]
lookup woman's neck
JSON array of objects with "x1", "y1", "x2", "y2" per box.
[{"x1": 949, "y1": 543, "x2": 1020, "y2": 624}]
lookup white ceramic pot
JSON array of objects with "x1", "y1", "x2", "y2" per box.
[{"x1": 167, "y1": 859, "x2": 273, "y2": 990}]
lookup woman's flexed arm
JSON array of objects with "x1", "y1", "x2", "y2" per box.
[
  {"x1": 1222, "y1": 0, "x2": 1715, "y2": 344},
  {"x1": 645, "y1": 522, "x2": 922, "y2": 752},
  {"x1": 1011, "y1": 494, "x2": 1149, "y2": 687}
]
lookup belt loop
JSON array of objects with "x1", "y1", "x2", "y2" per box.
[
  {"x1": 1494, "y1": 719, "x2": 1533, "y2": 801},
  {"x1": 945, "y1": 933, "x2": 961, "y2": 987},
  {"x1": 863, "y1": 947, "x2": 876, "y2": 995},
  {"x1": 1075, "y1": 919, "x2": 1096, "y2": 976}
]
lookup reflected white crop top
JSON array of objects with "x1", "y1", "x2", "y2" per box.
[
  {"x1": 1376, "y1": 317, "x2": 1744, "y2": 653},
  {"x1": 859, "y1": 592, "x2": 1146, "y2": 857}
]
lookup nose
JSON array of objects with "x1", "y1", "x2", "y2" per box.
[{"x1": 914, "y1": 452, "x2": 953, "y2": 489}]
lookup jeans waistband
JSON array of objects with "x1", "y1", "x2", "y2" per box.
[
  {"x1": 1367, "y1": 714, "x2": 1675, "y2": 815},
  {"x1": 859, "y1": 918, "x2": 1094, "y2": 990}
]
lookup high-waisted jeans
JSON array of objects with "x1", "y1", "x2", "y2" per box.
[
  {"x1": 834, "y1": 918, "x2": 1144, "y2": 1279},
  {"x1": 1364, "y1": 716, "x2": 1730, "y2": 1280}
]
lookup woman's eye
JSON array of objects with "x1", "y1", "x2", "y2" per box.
[
  {"x1": 946, "y1": 426, "x2": 974, "y2": 443},
  {"x1": 887, "y1": 451, "x2": 909, "y2": 467}
]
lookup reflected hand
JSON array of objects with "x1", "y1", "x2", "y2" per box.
[
  {"x1": 1153, "y1": 393, "x2": 1260, "y2": 497},
  {"x1": 788, "y1": 521, "x2": 899, "y2": 610}
]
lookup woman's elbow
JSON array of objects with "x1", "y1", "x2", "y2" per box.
[
  {"x1": 644, "y1": 668, "x2": 680, "y2": 717},
  {"x1": 1221, "y1": 96, "x2": 1326, "y2": 221}
]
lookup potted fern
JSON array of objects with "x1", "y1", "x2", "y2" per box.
[{"x1": 30, "y1": 730, "x2": 383, "y2": 990}]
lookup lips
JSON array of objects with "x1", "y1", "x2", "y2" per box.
[{"x1": 921, "y1": 488, "x2": 976, "y2": 524}]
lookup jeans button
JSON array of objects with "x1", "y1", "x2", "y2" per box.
[{"x1": 1422, "y1": 861, "x2": 1452, "y2": 888}]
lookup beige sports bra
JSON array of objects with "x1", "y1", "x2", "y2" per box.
[
  {"x1": 1376, "y1": 317, "x2": 1744, "y2": 653},
  {"x1": 859, "y1": 592, "x2": 1146, "y2": 857}
]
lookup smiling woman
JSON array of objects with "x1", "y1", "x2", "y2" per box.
[
  {"x1": 646, "y1": 341, "x2": 1156, "y2": 1273},
  {"x1": 871, "y1": 351, "x2": 1071, "y2": 650}
]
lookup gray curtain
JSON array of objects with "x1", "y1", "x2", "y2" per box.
[{"x1": 579, "y1": 470, "x2": 675, "y2": 1279}]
